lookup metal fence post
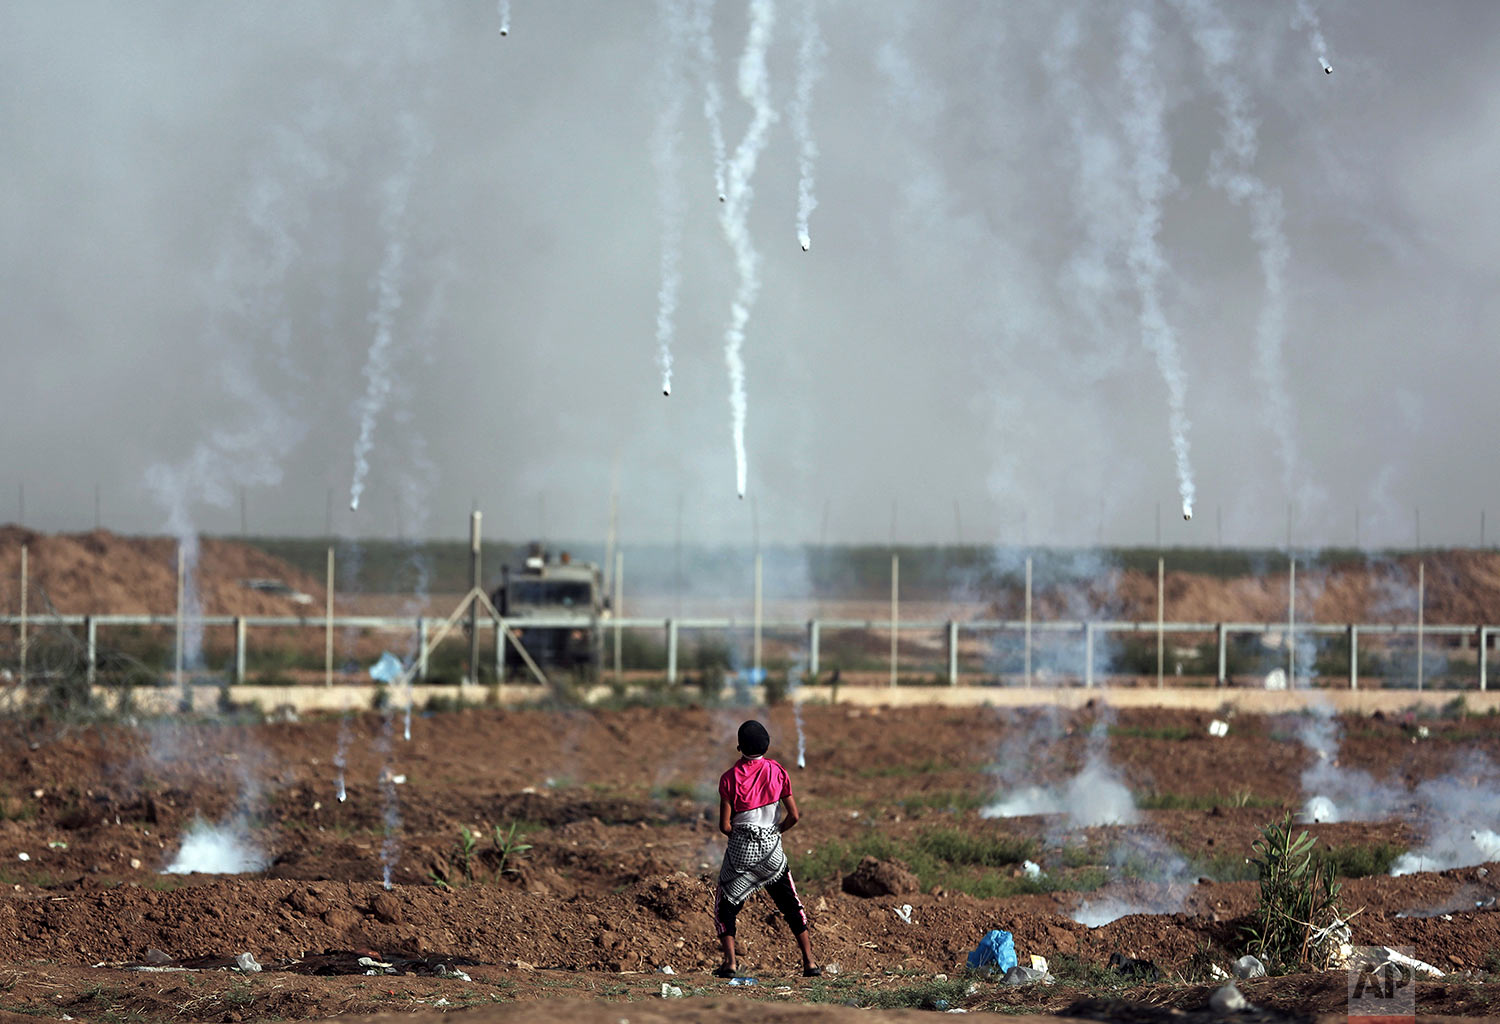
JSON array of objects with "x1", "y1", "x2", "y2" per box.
[
  {"x1": 808, "y1": 620, "x2": 820, "y2": 678},
  {"x1": 416, "y1": 617, "x2": 428, "y2": 679},
  {"x1": 234, "y1": 616, "x2": 246, "y2": 683},
  {"x1": 1216, "y1": 622, "x2": 1227, "y2": 686},
  {"x1": 84, "y1": 615, "x2": 96, "y2": 687},
  {"x1": 1480, "y1": 626, "x2": 1489, "y2": 692},
  {"x1": 1084, "y1": 622, "x2": 1094, "y2": 688},
  {"x1": 1348, "y1": 624, "x2": 1358, "y2": 690},
  {"x1": 18, "y1": 545, "x2": 26, "y2": 684},
  {"x1": 666, "y1": 619, "x2": 678, "y2": 684},
  {"x1": 946, "y1": 620, "x2": 959, "y2": 685}
]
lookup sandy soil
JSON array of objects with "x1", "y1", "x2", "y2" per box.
[{"x1": 0, "y1": 702, "x2": 1497, "y2": 1022}]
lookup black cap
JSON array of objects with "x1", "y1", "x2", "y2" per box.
[{"x1": 737, "y1": 720, "x2": 770, "y2": 757}]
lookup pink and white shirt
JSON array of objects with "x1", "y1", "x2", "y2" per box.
[{"x1": 719, "y1": 756, "x2": 792, "y2": 828}]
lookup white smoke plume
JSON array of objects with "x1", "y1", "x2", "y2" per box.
[
  {"x1": 717, "y1": 0, "x2": 778, "y2": 498},
  {"x1": 348, "y1": 111, "x2": 432, "y2": 513},
  {"x1": 1072, "y1": 831, "x2": 1191, "y2": 926},
  {"x1": 653, "y1": 0, "x2": 690, "y2": 396},
  {"x1": 690, "y1": 0, "x2": 729, "y2": 202},
  {"x1": 497, "y1": 0, "x2": 511, "y2": 36},
  {"x1": 1118, "y1": 4, "x2": 1196, "y2": 521},
  {"x1": 982, "y1": 712, "x2": 1138, "y2": 829},
  {"x1": 1176, "y1": 0, "x2": 1304, "y2": 502},
  {"x1": 1293, "y1": 0, "x2": 1333, "y2": 73},
  {"x1": 788, "y1": 0, "x2": 825, "y2": 252},
  {"x1": 1295, "y1": 703, "x2": 1401, "y2": 823},
  {"x1": 1390, "y1": 754, "x2": 1500, "y2": 876},
  {"x1": 164, "y1": 816, "x2": 268, "y2": 875}
]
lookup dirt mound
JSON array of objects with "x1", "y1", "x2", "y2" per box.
[{"x1": 0, "y1": 527, "x2": 327, "y2": 616}]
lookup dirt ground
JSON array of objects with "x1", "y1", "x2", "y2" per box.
[{"x1": 0, "y1": 701, "x2": 1497, "y2": 1022}]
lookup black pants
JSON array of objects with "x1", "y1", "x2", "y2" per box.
[{"x1": 715, "y1": 868, "x2": 808, "y2": 937}]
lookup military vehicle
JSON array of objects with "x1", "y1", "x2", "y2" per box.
[{"x1": 492, "y1": 543, "x2": 607, "y2": 673}]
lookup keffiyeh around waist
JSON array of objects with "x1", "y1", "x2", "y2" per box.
[{"x1": 718, "y1": 823, "x2": 787, "y2": 905}]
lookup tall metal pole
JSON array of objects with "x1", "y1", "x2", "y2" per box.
[
  {"x1": 1417, "y1": 560, "x2": 1425, "y2": 690},
  {"x1": 1156, "y1": 556, "x2": 1164, "y2": 688},
  {"x1": 468, "y1": 510, "x2": 481, "y2": 685},
  {"x1": 325, "y1": 546, "x2": 334, "y2": 687},
  {"x1": 175, "y1": 543, "x2": 185, "y2": 698},
  {"x1": 95, "y1": 483, "x2": 101, "y2": 531},
  {"x1": 889, "y1": 553, "x2": 899, "y2": 688},
  {"x1": 613, "y1": 550, "x2": 624, "y2": 681},
  {"x1": 18, "y1": 545, "x2": 26, "y2": 683},
  {"x1": 1288, "y1": 557, "x2": 1296, "y2": 685},
  {"x1": 1024, "y1": 556, "x2": 1033, "y2": 688},
  {"x1": 753, "y1": 552, "x2": 763, "y2": 676}
]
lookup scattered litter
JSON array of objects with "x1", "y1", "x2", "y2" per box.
[
  {"x1": 129, "y1": 858, "x2": 141, "y2": 870},
  {"x1": 825, "y1": 963, "x2": 840, "y2": 975},
  {"x1": 964, "y1": 982, "x2": 978, "y2": 995},
  {"x1": 433, "y1": 998, "x2": 449, "y2": 1006},
  {"x1": 47, "y1": 841, "x2": 67, "y2": 850},
  {"x1": 145, "y1": 949, "x2": 172, "y2": 964},
  {"x1": 774, "y1": 986, "x2": 792, "y2": 994},
  {"x1": 1374, "y1": 946, "x2": 1444, "y2": 978},
  {"x1": 1022, "y1": 860, "x2": 1042, "y2": 880},
  {"x1": 1210, "y1": 983, "x2": 1250, "y2": 1013},
  {"x1": 1416, "y1": 726, "x2": 1430, "y2": 740},
  {"x1": 1208, "y1": 719, "x2": 1229, "y2": 737},
  {"x1": 434, "y1": 964, "x2": 471, "y2": 981},
  {"x1": 234, "y1": 953, "x2": 261, "y2": 974},
  {"x1": 934, "y1": 974, "x2": 947, "y2": 981},
  {"x1": 893, "y1": 904, "x2": 913, "y2": 924},
  {"x1": 1234, "y1": 954, "x2": 1266, "y2": 979},
  {"x1": 358, "y1": 956, "x2": 395, "y2": 975},
  {"x1": 1002, "y1": 965, "x2": 1054, "y2": 987},
  {"x1": 657, "y1": 965, "x2": 675, "y2": 975},
  {"x1": 1030, "y1": 955, "x2": 1049, "y2": 973},
  {"x1": 659, "y1": 983, "x2": 683, "y2": 999},
  {"x1": 728, "y1": 977, "x2": 756, "y2": 987},
  {"x1": 966, "y1": 929, "x2": 1017, "y2": 972},
  {"x1": 369, "y1": 651, "x2": 403, "y2": 683},
  {"x1": 1209, "y1": 963, "x2": 1229, "y2": 980},
  {"x1": 17, "y1": 853, "x2": 29, "y2": 862}
]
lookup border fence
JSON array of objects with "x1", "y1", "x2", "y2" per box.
[{"x1": 2, "y1": 610, "x2": 1494, "y2": 692}]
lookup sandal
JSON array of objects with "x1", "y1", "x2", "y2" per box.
[
  {"x1": 713, "y1": 965, "x2": 740, "y2": 979},
  {"x1": 803, "y1": 966, "x2": 823, "y2": 978}
]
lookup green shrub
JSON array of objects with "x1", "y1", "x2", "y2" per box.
[{"x1": 1243, "y1": 814, "x2": 1345, "y2": 971}]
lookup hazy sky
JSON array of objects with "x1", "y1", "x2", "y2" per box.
[{"x1": 4, "y1": 0, "x2": 1498, "y2": 549}]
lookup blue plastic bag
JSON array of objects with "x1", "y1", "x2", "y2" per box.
[
  {"x1": 966, "y1": 929, "x2": 1017, "y2": 972},
  {"x1": 368, "y1": 651, "x2": 403, "y2": 684}
]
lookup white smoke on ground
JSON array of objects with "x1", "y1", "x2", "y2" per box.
[
  {"x1": 1293, "y1": 0, "x2": 1333, "y2": 73},
  {"x1": 788, "y1": 0, "x2": 825, "y2": 252},
  {"x1": 1118, "y1": 4, "x2": 1195, "y2": 521},
  {"x1": 348, "y1": 110, "x2": 432, "y2": 513},
  {"x1": 1072, "y1": 831, "x2": 1192, "y2": 927},
  {"x1": 1390, "y1": 754, "x2": 1500, "y2": 876},
  {"x1": 652, "y1": 0, "x2": 690, "y2": 396},
  {"x1": 717, "y1": 0, "x2": 778, "y2": 498},
  {"x1": 1176, "y1": 0, "x2": 1305, "y2": 505},
  {"x1": 1295, "y1": 703, "x2": 1401, "y2": 823},
  {"x1": 163, "y1": 817, "x2": 268, "y2": 875},
  {"x1": 690, "y1": 0, "x2": 728, "y2": 202},
  {"x1": 982, "y1": 711, "x2": 1137, "y2": 829}
]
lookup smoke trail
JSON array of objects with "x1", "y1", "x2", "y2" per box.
[
  {"x1": 163, "y1": 816, "x2": 268, "y2": 875},
  {"x1": 348, "y1": 112, "x2": 431, "y2": 513},
  {"x1": 718, "y1": 0, "x2": 778, "y2": 498},
  {"x1": 497, "y1": 0, "x2": 511, "y2": 36},
  {"x1": 1292, "y1": 0, "x2": 1332, "y2": 73},
  {"x1": 333, "y1": 714, "x2": 350, "y2": 801},
  {"x1": 1391, "y1": 754, "x2": 1500, "y2": 875},
  {"x1": 788, "y1": 0, "x2": 825, "y2": 252},
  {"x1": 378, "y1": 710, "x2": 402, "y2": 889},
  {"x1": 689, "y1": 0, "x2": 729, "y2": 202},
  {"x1": 1176, "y1": 0, "x2": 1301, "y2": 499},
  {"x1": 1118, "y1": 4, "x2": 1195, "y2": 520},
  {"x1": 653, "y1": 0, "x2": 690, "y2": 396}
]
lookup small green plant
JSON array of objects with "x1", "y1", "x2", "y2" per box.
[
  {"x1": 1243, "y1": 813, "x2": 1345, "y2": 971},
  {"x1": 492, "y1": 822, "x2": 533, "y2": 876},
  {"x1": 1315, "y1": 841, "x2": 1407, "y2": 879},
  {"x1": 455, "y1": 826, "x2": 480, "y2": 882}
]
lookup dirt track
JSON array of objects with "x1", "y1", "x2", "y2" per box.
[{"x1": 1, "y1": 703, "x2": 1498, "y2": 1021}]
